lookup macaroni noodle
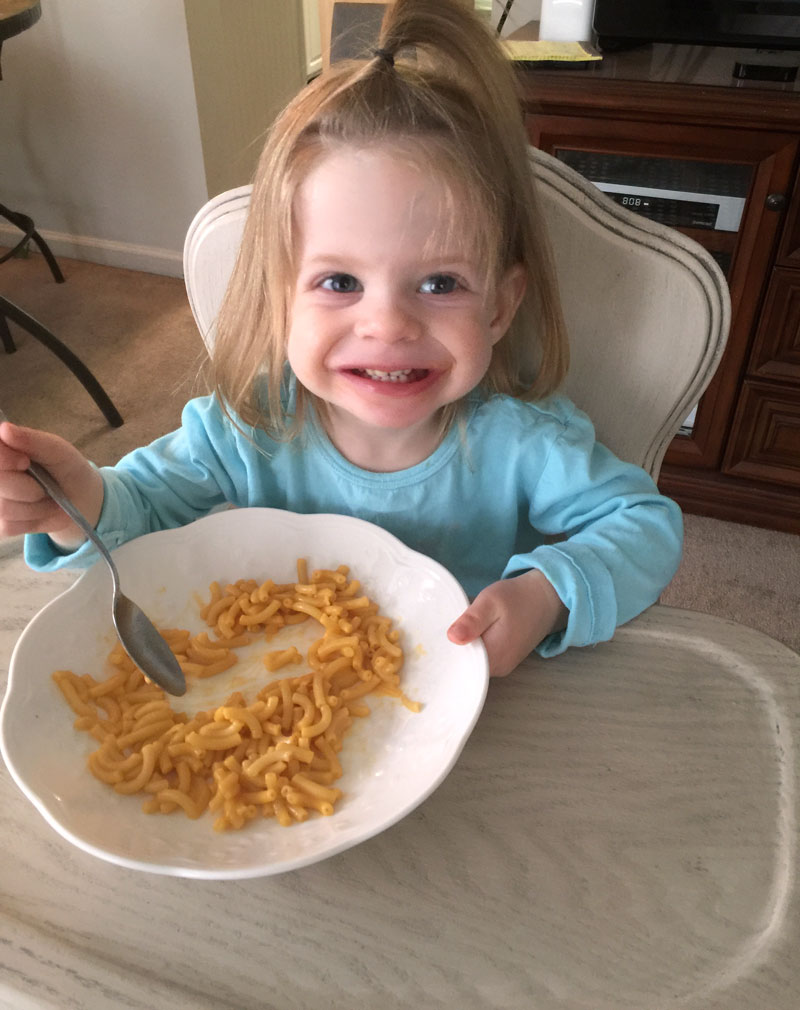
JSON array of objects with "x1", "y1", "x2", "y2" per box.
[{"x1": 53, "y1": 560, "x2": 419, "y2": 832}]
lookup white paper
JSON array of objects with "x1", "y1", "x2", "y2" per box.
[{"x1": 539, "y1": 0, "x2": 595, "y2": 42}]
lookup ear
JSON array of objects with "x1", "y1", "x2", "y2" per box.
[{"x1": 488, "y1": 264, "x2": 526, "y2": 346}]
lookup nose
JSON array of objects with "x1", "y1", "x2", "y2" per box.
[{"x1": 353, "y1": 287, "x2": 421, "y2": 344}]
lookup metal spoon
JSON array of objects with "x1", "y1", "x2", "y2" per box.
[{"x1": 3, "y1": 425, "x2": 187, "y2": 696}]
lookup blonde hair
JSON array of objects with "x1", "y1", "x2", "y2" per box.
[{"x1": 210, "y1": 0, "x2": 568, "y2": 438}]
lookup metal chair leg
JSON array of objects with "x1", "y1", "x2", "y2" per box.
[
  {"x1": 0, "y1": 296, "x2": 123, "y2": 428},
  {"x1": 28, "y1": 227, "x2": 65, "y2": 284},
  {"x1": 0, "y1": 311, "x2": 16, "y2": 354},
  {"x1": 0, "y1": 203, "x2": 65, "y2": 284}
]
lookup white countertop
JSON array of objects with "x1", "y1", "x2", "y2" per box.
[{"x1": 2, "y1": 534, "x2": 799, "y2": 1010}]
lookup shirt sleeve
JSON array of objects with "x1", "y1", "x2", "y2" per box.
[
  {"x1": 502, "y1": 404, "x2": 683, "y2": 657},
  {"x1": 24, "y1": 396, "x2": 248, "y2": 572}
]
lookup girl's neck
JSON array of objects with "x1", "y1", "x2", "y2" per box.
[{"x1": 319, "y1": 404, "x2": 444, "y2": 472}]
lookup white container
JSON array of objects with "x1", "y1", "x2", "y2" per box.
[{"x1": 538, "y1": 0, "x2": 595, "y2": 42}]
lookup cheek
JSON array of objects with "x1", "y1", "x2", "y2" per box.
[
  {"x1": 286, "y1": 335, "x2": 307, "y2": 376},
  {"x1": 464, "y1": 328, "x2": 498, "y2": 382},
  {"x1": 285, "y1": 322, "x2": 305, "y2": 373},
  {"x1": 469, "y1": 317, "x2": 500, "y2": 360},
  {"x1": 286, "y1": 319, "x2": 326, "y2": 383}
]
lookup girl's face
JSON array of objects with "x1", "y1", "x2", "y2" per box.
[{"x1": 287, "y1": 145, "x2": 524, "y2": 469}]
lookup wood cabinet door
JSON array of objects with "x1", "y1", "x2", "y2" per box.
[
  {"x1": 723, "y1": 380, "x2": 800, "y2": 488},
  {"x1": 747, "y1": 268, "x2": 800, "y2": 383},
  {"x1": 525, "y1": 114, "x2": 798, "y2": 471}
]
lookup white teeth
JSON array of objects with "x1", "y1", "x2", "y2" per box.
[{"x1": 362, "y1": 368, "x2": 413, "y2": 382}]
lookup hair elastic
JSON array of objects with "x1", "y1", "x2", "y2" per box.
[{"x1": 372, "y1": 47, "x2": 395, "y2": 67}]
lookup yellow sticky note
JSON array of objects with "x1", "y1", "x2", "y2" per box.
[{"x1": 503, "y1": 39, "x2": 601, "y2": 63}]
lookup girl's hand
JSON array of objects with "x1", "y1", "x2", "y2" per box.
[
  {"x1": 447, "y1": 570, "x2": 568, "y2": 678},
  {"x1": 0, "y1": 422, "x2": 104, "y2": 547}
]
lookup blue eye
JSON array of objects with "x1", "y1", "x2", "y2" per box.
[
  {"x1": 420, "y1": 274, "x2": 458, "y2": 295},
  {"x1": 320, "y1": 273, "x2": 361, "y2": 293}
]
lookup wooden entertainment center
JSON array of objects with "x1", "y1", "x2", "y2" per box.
[{"x1": 518, "y1": 41, "x2": 800, "y2": 533}]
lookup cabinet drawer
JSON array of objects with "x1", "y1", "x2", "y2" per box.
[
  {"x1": 748, "y1": 268, "x2": 800, "y2": 382},
  {"x1": 724, "y1": 381, "x2": 800, "y2": 488}
]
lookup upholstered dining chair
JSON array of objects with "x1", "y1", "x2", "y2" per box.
[{"x1": 183, "y1": 146, "x2": 730, "y2": 481}]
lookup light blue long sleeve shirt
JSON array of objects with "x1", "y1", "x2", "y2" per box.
[{"x1": 25, "y1": 390, "x2": 682, "y2": 657}]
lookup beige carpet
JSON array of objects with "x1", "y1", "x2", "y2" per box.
[{"x1": 2, "y1": 250, "x2": 799, "y2": 656}]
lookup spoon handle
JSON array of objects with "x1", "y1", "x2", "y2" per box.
[
  {"x1": 0, "y1": 410, "x2": 187, "y2": 697},
  {"x1": 0, "y1": 410, "x2": 118, "y2": 587},
  {"x1": 26, "y1": 460, "x2": 114, "y2": 555}
]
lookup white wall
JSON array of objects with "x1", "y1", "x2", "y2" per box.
[
  {"x1": 1, "y1": 1, "x2": 521, "y2": 278},
  {"x1": 0, "y1": 0, "x2": 209, "y2": 276}
]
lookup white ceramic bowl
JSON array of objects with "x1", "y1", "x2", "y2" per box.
[{"x1": 0, "y1": 509, "x2": 488, "y2": 879}]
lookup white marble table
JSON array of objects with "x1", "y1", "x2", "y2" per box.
[{"x1": 1, "y1": 533, "x2": 799, "y2": 1010}]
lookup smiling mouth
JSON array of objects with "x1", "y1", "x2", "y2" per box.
[{"x1": 350, "y1": 368, "x2": 430, "y2": 383}]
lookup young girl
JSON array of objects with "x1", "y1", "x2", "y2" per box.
[{"x1": 0, "y1": 0, "x2": 681, "y2": 678}]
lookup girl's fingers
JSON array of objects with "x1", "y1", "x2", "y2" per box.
[
  {"x1": 0, "y1": 421, "x2": 74, "y2": 471},
  {"x1": 0, "y1": 420, "x2": 32, "y2": 453},
  {"x1": 447, "y1": 598, "x2": 497, "y2": 645},
  {"x1": 0, "y1": 435, "x2": 32, "y2": 472},
  {"x1": 0, "y1": 491, "x2": 67, "y2": 537},
  {"x1": 0, "y1": 422, "x2": 97, "y2": 540},
  {"x1": 0, "y1": 494, "x2": 59, "y2": 520},
  {"x1": 479, "y1": 622, "x2": 519, "y2": 678},
  {"x1": 0, "y1": 513, "x2": 71, "y2": 538},
  {"x1": 447, "y1": 610, "x2": 477, "y2": 645},
  {"x1": 0, "y1": 469, "x2": 51, "y2": 504}
]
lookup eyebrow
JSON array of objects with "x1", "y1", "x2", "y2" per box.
[{"x1": 301, "y1": 252, "x2": 479, "y2": 269}]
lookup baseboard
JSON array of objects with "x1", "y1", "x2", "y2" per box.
[{"x1": 0, "y1": 224, "x2": 184, "y2": 278}]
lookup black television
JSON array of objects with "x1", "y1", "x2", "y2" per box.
[{"x1": 593, "y1": 0, "x2": 800, "y2": 52}]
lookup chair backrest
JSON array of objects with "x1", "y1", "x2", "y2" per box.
[
  {"x1": 183, "y1": 146, "x2": 730, "y2": 480},
  {"x1": 530, "y1": 147, "x2": 729, "y2": 478},
  {"x1": 183, "y1": 183, "x2": 251, "y2": 350}
]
